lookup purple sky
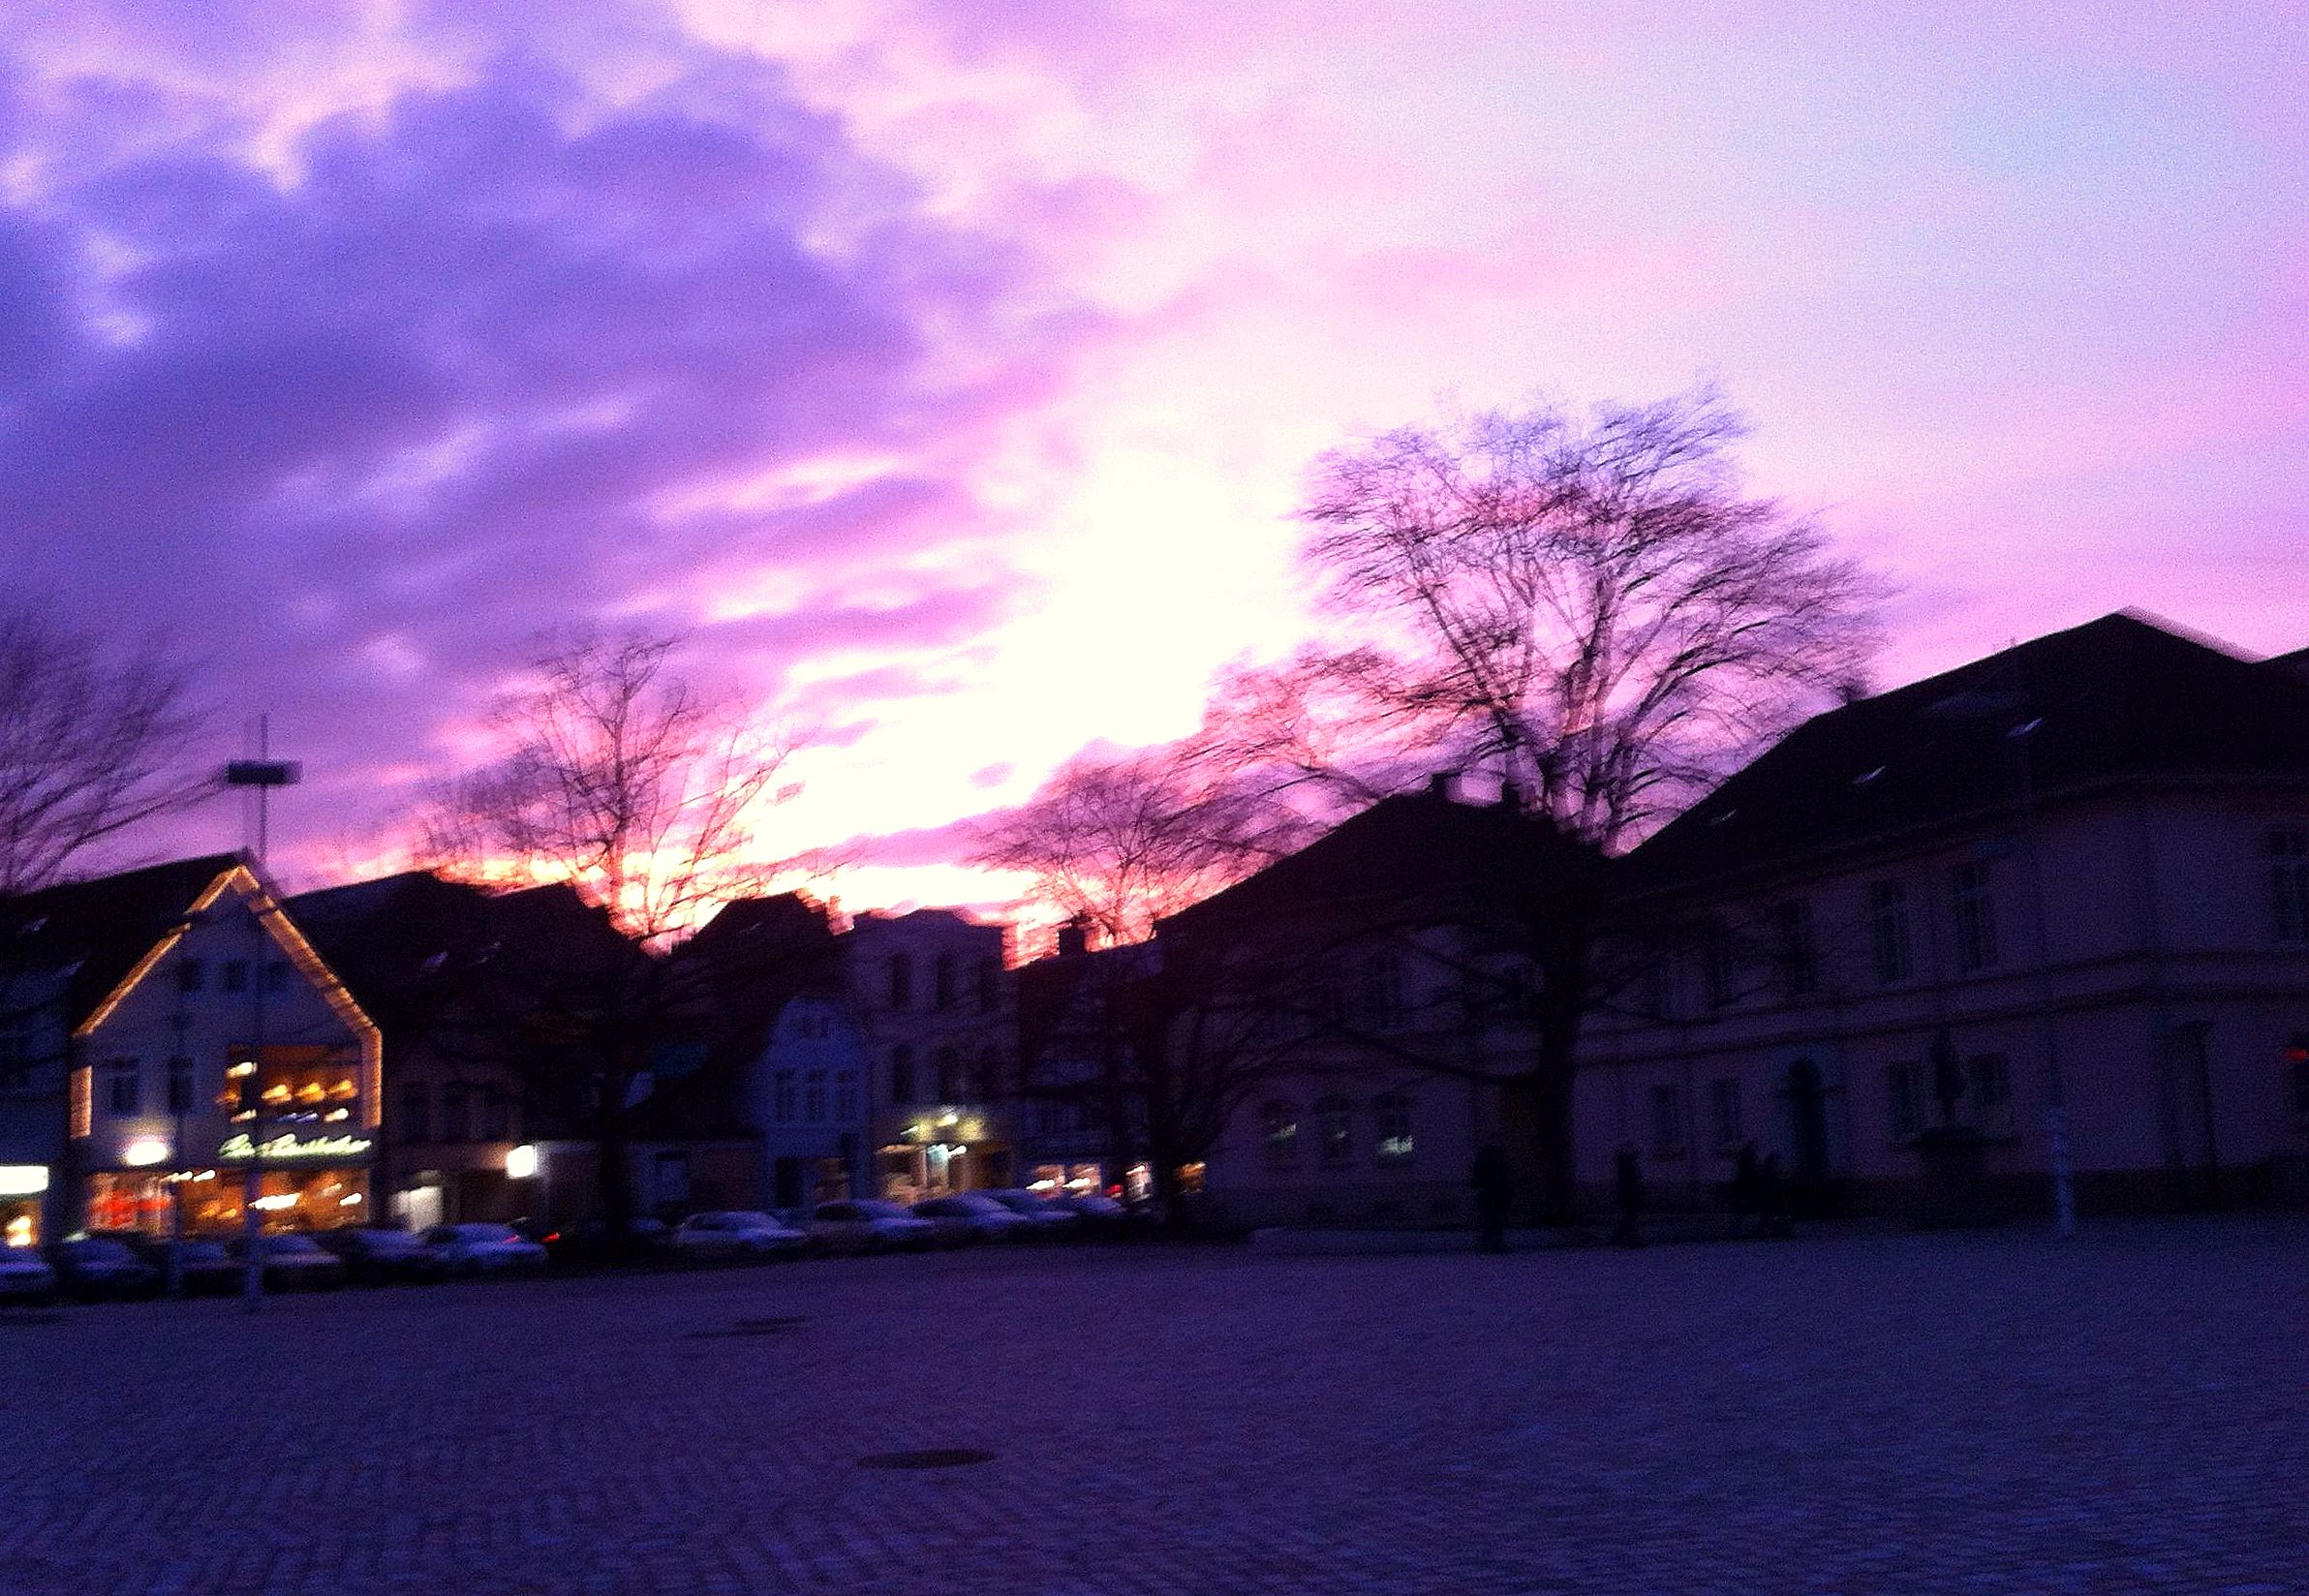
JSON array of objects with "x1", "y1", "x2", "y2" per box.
[{"x1": 3, "y1": 1, "x2": 2303, "y2": 912}]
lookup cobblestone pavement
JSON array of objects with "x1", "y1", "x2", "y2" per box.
[{"x1": 3, "y1": 1218, "x2": 2305, "y2": 1596}]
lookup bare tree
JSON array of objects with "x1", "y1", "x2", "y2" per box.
[
  {"x1": 0, "y1": 597, "x2": 208, "y2": 896},
  {"x1": 1210, "y1": 388, "x2": 1884, "y2": 1214},
  {"x1": 417, "y1": 629, "x2": 811, "y2": 1243}
]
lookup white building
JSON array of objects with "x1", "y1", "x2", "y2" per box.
[{"x1": 1580, "y1": 612, "x2": 2309, "y2": 1215}]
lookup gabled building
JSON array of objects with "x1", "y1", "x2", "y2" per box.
[
  {"x1": 1583, "y1": 611, "x2": 2309, "y2": 1214},
  {"x1": 1, "y1": 854, "x2": 381, "y2": 1242},
  {"x1": 1151, "y1": 782, "x2": 1586, "y2": 1228}
]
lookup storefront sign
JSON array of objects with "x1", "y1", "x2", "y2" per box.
[
  {"x1": 217, "y1": 1131, "x2": 374, "y2": 1163},
  {"x1": 0, "y1": 1165, "x2": 48, "y2": 1196}
]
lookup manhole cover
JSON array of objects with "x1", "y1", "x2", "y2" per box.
[
  {"x1": 688, "y1": 1315, "x2": 810, "y2": 1339},
  {"x1": 855, "y1": 1448, "x2": 997, "y2": 1471}
]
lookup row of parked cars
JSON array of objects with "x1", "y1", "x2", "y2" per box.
[{"x1": 0, "y1": 1188, "x2": 1145, "y2": 1304}]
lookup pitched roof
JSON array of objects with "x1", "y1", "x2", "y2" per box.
[
  {"x1": 1159, "y1": 783, "x2": 1588, "y2": 936},
  {"x1": 1626, "y1": 610, "x2": 2309, "y2": 892},
  {"x1": 1, "y1": 853, "x2": 243, "y2": 1026}
]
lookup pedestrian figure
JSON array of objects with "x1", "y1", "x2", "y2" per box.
[
  {"x1": 1613, "y1": 1143, "x2": 1644, "y2": 1247},
  {"x1": 1729, "y1": 1140, "x2": 1761, "y2": 1239},
  {"x1": 1759, "y1": 1151, "x2": 1792, "y2": 1238},
  {"x1": 1468, "y1": 1144, "x2": 1513, "y2": 1253}
]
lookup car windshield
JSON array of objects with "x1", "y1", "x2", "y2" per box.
[
  {"x1": 726, "y1": 1212, "x2": 778, "y2": 1229},
  {"x1": 954, "y1": 1196, "x2": 1008, "y2": 1214},
  {"x1": 855, "y1": 1201, "x2": 911, "y2": 1219},
  {"x1": 987, "y1": 1193, "x2": 1045, "y2": 1214},
  {"x1": 266, "y1": 1236, "x2": 325, "y2": 1255},
  {"x1": 69, "y1": 1240, "x2": 136, "y2": 1262},
  {"x1": 179, "y1": 1243, "x2": 229, "y2": 1262},
  {"x1": 457, "y1": 1224, "x2": 517, "y2": 1243}
]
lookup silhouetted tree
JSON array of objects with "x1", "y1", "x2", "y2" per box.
[
  {"x1": 1211, "y1": 388, "x2": 1883, "y2": 1215},
  {"x1": 0, "y1": 597, "x2": 208, "y2": 896},
  {"x1": 417, "y1": 629, "x2": 809, "y2": 1243}
]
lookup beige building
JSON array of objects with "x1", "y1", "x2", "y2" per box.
[{"x1": 1580, "y1": 612, "x2": 2309, "y2": 1216}]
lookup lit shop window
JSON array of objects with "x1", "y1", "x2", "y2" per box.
[{"x1": 1373, "y1": 1093, "x2": 1415, "y2": 1165}]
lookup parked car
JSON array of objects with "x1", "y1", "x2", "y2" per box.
[
  {"x1": 807, "y1": 1199, "x2": 937, "y2": 1253},
  {"x1": 0, "y1": 1247, "x2": 57, "y2": 1305},
  {"x1": 1046, "y1": 1191, "x2": 1150, "y2": 1236},
  {"x1": 231, "y1": 1233, "x2": 350, "y2": 1291},
  {"x1": 670, "y1": 1211, "x2": 810, "y2": 1265},
  {"x1": 318, "y1": 1226, "x2": 448, "y2": 1284},
  {"x1": 540, "y1": 1215, "x2": 673, "y2": 1269},
  {"x1": 910, "y1": 1194, "x2": 1035, "y2": 1245},
  {"x1": 425, "y1": 1222, "x2": 550, "y2": 1276},
  {"x1": 48, "y1": 1237, "x2": 161, "y2": 1301},
  {"x1": 974, "y1": 1188, "x2": 1081, "y2": 1238},
  {"x1": 124, "y1": 1237, "x2": 243, "y2": 1296}
]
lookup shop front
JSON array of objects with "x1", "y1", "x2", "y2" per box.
[
  {"x1": 86, "y1": 1157, "x2": 374, "y2": 1237},
  {"x1": 875, "y1": 1111, "x2": 1012, "y2": 1203},
  {"x1": 1, "y1": 1164, "x2": 49, "y2": 1248}
]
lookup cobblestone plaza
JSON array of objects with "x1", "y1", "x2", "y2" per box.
[{"x1": 4, "y1": 1221, "x2": 2303, "y2": 1595}]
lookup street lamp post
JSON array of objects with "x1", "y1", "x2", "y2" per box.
[{"x1": 225, "y1": 721, "x2": 300, "y2": 1308}]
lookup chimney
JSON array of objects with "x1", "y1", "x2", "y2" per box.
[
  {"x1": 1056, "y1": 918, "x2": 1091, "y2": 959},
  {"x1": 1427, "y1": 772, "x2": 1456, "y2": 802},
  {"x1": 1496, "y1": 781, "x2": 1523, "y2": 813}
]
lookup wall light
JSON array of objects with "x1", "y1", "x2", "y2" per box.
[
  {"x1": 0, "y1": 1165, "x2": 48, "y2": 1196},
  {"x1": 122, "y1": 1138, "x2": 170, "y2": 1168},
  {"x1": 506, "y1": 1144, "x2": 539, "y2": 1180}
]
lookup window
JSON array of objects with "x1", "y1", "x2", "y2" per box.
[
  {"x1": 934, "y1": 953, "x2": 956, "y2": 1010},
  {"x1": 441, "y1": 1082, "x2": 470, "y2": 1143},
  {"x1": 1967, "y1": 1053, "x2": 2012, "y2": 1134},
  {"x1": 222, "y1": 959, "x2": 249, "y2": 994},
  {"x1": 1648, "y1": 1083, "x2": 1686, "y2": 1160},
  {"x1": 804, "y1": 1069, "x2": 827, "y2": 1122},
  {"x1": 399, "y1": 1082, "x2": 430, "y2": 1143},
  {"x1": 1316, "y1": 1095, "x2": 1352, "y2": 1167},
  {"x1": 1772, "y1": 901, "x2": 1818, "y2": 998},
  {"x1": 1886, "y1": 1062, "x2": 1922, "y2": 1142},
  {"x1": 103, "y1": 1057, "x2": 140, "y2": 1117},
  {"x1": 479, "y1": 1084, "x2": 510, "y2": 1141},
  {"x1": 889, "y1": 1046, "x2": 915, "y2": 1104},
  {"x1": 1869, "y1": 881, "x2": 1914, "y2": 984},
  {"x1": 1373, "y1": 1093, "x2": 1414, "y2": 1164},
  {"x1": 1261, "y1": 1101, "x2": 1299, "y2": 1171},
  {"x1": 1950, "y1": 861, "x2": 1999, "y2": 972},
  {"x1": 1362, "y1": 951, "x2": 1405, "y2": 1030},
  {"x1": 1709, "y1": 1077, "x2": 1742, "y2": 1149},
  {"x1": 266, "y1": 960, "x2": 292, "y2": 993},
  {"x1": 167, "y1": 1056, "x2": 195, "y2": 1116},
  {"x1": 1702, "y1": 925, "x2": 1735, "y2": 1011},
  {"x1": 887, "y1": 953, "x2": 912, "y2": 1009},
  {"x1": 772, "y1": 1070, "x2": 796, "y2": 1124},
  {"x1": 2269, "y1": 829, "x2": 2309, "y2": 943},
  {"x1": 976, "y1": 957, "x2": 1000, "y2": 1014},
  {"x1": 934, "y1": 1046, "x2": 960, "y2": 1102},
  {"x1": 973, "y1": 1047, "x2": 1001, "y2": 1101},
  {"x1": 835, "y1": 1069, "x2": 857, "y2": 1121},
  {"x1": 177, "y1": 959, "x2": 204, "y2": 995},
  {"x1": 1638, "y1": 957, "x2": 1671, "y2": 1021}
]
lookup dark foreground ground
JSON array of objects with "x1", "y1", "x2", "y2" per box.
[{"x1": 3, "y1": 1218, "x2": 2304, "y2": 1595}]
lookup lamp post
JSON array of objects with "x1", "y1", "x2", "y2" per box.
[{"x1": 225, "y1": 720, "x2": 300, "y2": 1308}]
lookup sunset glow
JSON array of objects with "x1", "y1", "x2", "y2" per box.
[{"x1": 2, "y1": 1, "x2": 2301, "y2": 914}]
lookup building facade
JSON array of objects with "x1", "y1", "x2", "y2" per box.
[{"x1": 1580, "y1": 613, "x2": 2309, "y2": 1216}]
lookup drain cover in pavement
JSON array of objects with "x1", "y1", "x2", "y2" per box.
[{"x1": 855, "y1": 1448, "x2": 997, "y2": 1470}]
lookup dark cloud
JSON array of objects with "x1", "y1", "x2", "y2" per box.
[{"x1": 0, "y1": 28, "x2": 1094, "y2": 867}]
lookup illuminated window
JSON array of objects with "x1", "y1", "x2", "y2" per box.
[
  {"x1": 1261, "y1": 1101, "x2": 1299, "y2": 1171},
  {"x1": 1373, "y1": 1093, "x2": 1414, "y2": 1164},
  {"x1": 1951, "y1": 861, "x2": 1999, "y2": 972},
  {"x1": 1316, "y1": 1095, "x2": 1352, "y2": 1167},
  {"x1": 103, "y1": 1057, "x2": 140, "y2": 1117},
  {"x1": 2269, "y1": 829, "x2": 2309, "y2": 943}
]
